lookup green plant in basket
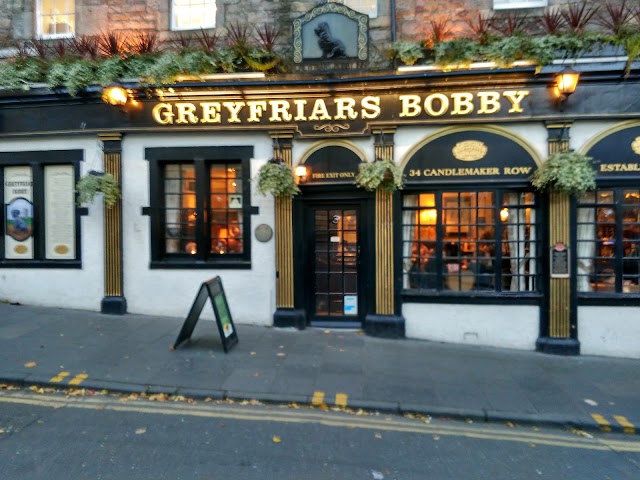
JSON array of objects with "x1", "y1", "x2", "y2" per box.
[
  {"x1": 256, "y1": 158, "x2": 301, "y2": 198},
  {"x1": 530, "y1": 151, "x2": 596, "y2": 196},
  {"x1": 76, "y1": 171, "x2": 121, "y2": 207},
  {"x1": 354, "y1": 159, "x2": 404, "y2": 193}
]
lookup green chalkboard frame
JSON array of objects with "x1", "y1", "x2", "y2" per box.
[{"x1": 173, "y1": 276, "x2": 239, "y2": 353}]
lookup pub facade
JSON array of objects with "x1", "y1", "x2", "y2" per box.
[{"x1": 1, "y1": 1, "x2": 639, "y2": 358}]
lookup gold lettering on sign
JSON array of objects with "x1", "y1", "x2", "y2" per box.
[
  {"x1": 452, "y1": 141, "x2": 488, "y2": 161},
  {"x1": 151, "y1": 90, "x2": 530, "y2": 127},
  {"x1": 631, "y1": 136, "x2": 640, "y2": 155},
  {"x1": 600, "y1": 163, "x2": 640, "y2": 172}
]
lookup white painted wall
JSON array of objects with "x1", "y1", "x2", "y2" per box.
[
  {"x1": 579, "y1": 307, "x2": 640, "y2": 359},
  {"x1": 120, "y1": 132, "x2": 276, "y2": 325},
  {"x1": 404, "y1": 303, "x2": 539, "y2": 350},
  {"x1": 0, "y1": 136, "x2": 105, "y2": 310}
]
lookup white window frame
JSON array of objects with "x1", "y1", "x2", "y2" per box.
[
  {"x1": 36, "y1": 0, "x2": 75, "y2": 39},
  {"x1": 342, "y1": 0, "x2": 378, "y2": 18},
  {"x1": 171, "y1": 0, "x2": 217, "y2": 31},
  {"x1": 493, "y1": 0, "x2": 547, "y2": 10}
]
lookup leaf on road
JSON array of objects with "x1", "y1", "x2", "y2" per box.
[
  {"x1": 148, "y1": 393, "x2": 169, "y2": 401},
  {"x1": 432, "y1": 435, "x2": 440, "y2": 441},
  {"x1": 371, "y1": 470, "x2": 384, "y2": 479},
  {"x1": 374, "y1": 432, "x2": 382, "y2": 439},
  {"x1": 272, "y1": 436, "x2": 282, "y2": 443},
  {"x1": 135, "y1": 428, "x2": 146, "y2": 435},
  {"x1": 24, "y1": 362, "x2": 37, "y2": 368},
  {"x1": 67, "y1": 389, "x2": 87, "y2": 396},
  {"x1": 570, "y1": 428, "x2": 593, "y2": 439},
  {"x1": 505, "y1": 422, "x2": 516, "y2": 428},
  {"x1": 583, "y1": 398, "x2": 598, "y2": 406}
]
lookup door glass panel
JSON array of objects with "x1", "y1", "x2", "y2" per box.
[{"x1": 313, "y1": 207, "x2": 359, "y2": 317}]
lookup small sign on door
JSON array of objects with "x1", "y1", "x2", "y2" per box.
[{"x1": 344, "y1": 295, "x2": 357, "y2": 315}]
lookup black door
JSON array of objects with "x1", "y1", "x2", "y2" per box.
[{"x1": 304, "y1": 202, "x2": 368, "y2": 327}]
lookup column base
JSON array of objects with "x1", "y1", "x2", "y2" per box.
[
  {"x1": 536, "y1": 337, "x2": 580, "y2": 356},
  {"x1": 364, "y1": 314, "x2": 405, "y2": 339},
  {"x1": 274, "y1": 308, "x2": 307, "y2": 330},
  {"x1": 101, "y1": 296, "x2": 127, "y2": 315}
]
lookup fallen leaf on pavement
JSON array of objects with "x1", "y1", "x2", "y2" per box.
[
  {"x1": 272, "y1": 436, "x2": 282, "y2": 443},
  {"x1": 24, "y1": 362, "x2": 37, "y2": 368},
  {"x1": 374, "y1": 433, "x2": 382, "y2": 439},
  {"x1": 148, "y1": 393, "x2": 168, "y2": 401},
  {"x1": 584, "y1": 398, "x2": 598, "y2": 406},
  {"x1": 135, "y1": 428, "x2": 146, "y2": 434}
]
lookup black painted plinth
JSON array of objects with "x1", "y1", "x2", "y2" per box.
[
  {"x1": 364, "y1": 314, "x2": 405, "y2": 339},
  {"x1": 274, "y1": 308, "x2": 307, "y2": 330},
  {"x1": 101, "y1": 296, "x2": 127, "y2": 315},
  {"x1": 536, "y1": 337, "x2": 580, "y2": 356}
]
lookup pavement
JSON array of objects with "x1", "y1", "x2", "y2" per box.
[{"x1": 1, "y1": 302, "x2": 639, "y2": 435}]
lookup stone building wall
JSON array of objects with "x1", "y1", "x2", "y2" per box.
[{"x1": 0, "y1": 1, "x2": 631, "y2": 52}]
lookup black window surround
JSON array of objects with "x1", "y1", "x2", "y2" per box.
[
  {"x1": 145, "y1": 146, "x2": 253, "y2": 269},
  {"x1": 576, "y1": 184, "x2": 640, "y2": 304},
  {"x1": 400, "y1": 186, "x2": 543, "y2": 302},
  {"x1": 0, "y1": 149, "x2": 84, "y2": 268}
]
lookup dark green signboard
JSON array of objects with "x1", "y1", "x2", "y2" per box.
[{"x1": 173, "y1": 276, "x2": 239, "y2": 353}]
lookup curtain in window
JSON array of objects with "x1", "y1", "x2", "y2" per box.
[
  {"x1": 576, "y1": 192, "x2": 596, "y2": 292},
  {"x1": 164, "y1": 165, "x2": 181, "y2": 254},
  {"x1": 402, "y1": 196, "x2": 417, "y2": 288},
  {"x1": 505, "y1": 193, "x2": 527, "y2": 292}
]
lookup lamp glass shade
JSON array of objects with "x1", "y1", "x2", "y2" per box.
[
  {"x1": 102, "y1": 86, "x2": 128, "y2": 106},
  {"x1": 557, "y1": 68, "x2": 579, "y2": 96},
  {"x1": 295, "y1": 165, "x2": 308, "y2": 178}
]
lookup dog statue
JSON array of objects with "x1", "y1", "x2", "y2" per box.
[{"x1": 314, "y1": 21, "x2": 347, "y2": 59}]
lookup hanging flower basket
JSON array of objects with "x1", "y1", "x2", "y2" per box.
[
  {"x1": 354, "y1": 159, "x2": 404, "y2": 193},
  {"x1": 530, "y1": 151, "x2": 596, "y2": 197},
  {"x1": 76, "y1": 170, "x2": 121, "y2": 207},
  {"x1": 256, "y1": 158, "x2": 301, "y2": 198}
]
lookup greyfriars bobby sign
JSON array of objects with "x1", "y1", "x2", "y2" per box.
[{"x1": 293, "y1": 2, "x2": 369, "y2": 72}]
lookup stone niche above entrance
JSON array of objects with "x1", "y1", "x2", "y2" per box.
[{"x1": 292, "y1": 2, "x2": 369, "y2": 73}]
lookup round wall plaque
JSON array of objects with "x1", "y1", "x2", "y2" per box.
[{"x1": 254, "y1": 224, "x2": 273, "y2": 242}]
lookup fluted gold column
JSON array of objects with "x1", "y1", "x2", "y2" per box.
[
  {"x1": 546, "y1": 123, "x2": 572, "y2": 338},
  {"x1": 271, "y1": 132, "x2": 295, "y2": 309},
  {"x1": 99, "y1": 133, "x2": 127, "y2": 314},
  {"x1": 373, "y1": 128, "x2": 396, "y2": 315}
]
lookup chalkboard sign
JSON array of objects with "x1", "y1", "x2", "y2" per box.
[
  {"x1": 550, "y1": 243, "x2": 570, "y2": 278},
  {"x1": 173, "y1": 276, "x2": 239, "y2": 353}
]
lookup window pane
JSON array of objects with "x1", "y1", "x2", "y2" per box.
[
  {"x1": 577, "y1": 188, "x2": 640, "y2": 294},
  {"x1": 403, "y1": 189, "x2": 538, "y2": 293},
  {"x1": 39, "y1": 0, "x2": 75, "y2": 37},
  {"x1": 209, "y1": 163, "x2": 243, "y2": 255},
  {"x1": 163, "y1": 164, "x2": 197, "y2": 255},
  {"x1": 172, "y1": 0, "x2": 216, "y2": 30},
  {"x1": 342, "y1": 0, "x2": 377, "y2": 17}
]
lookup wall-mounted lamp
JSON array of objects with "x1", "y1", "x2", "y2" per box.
[
  {"x1": 555, "y1": 67, "x2": 580, "y2": 110},
  {"x1": 295, "y1": 165, "x2": 308, "y2": 184},
  {"x1": 102, "y1": 85, "x2": 129, "y2": 106}
]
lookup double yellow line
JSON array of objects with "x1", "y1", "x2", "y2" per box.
[{"x1": 49, "y1": 371, "x2": 89, "y2": 386}]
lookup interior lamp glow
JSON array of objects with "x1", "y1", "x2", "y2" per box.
[{"x1": 500, "y1": 208, "x2": 509, "y2": 222}]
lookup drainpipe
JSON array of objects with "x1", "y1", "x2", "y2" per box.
[{"x1": 390, "y1": 0, "x2": 397, "y2": 43}]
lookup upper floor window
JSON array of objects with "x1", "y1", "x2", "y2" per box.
[
  {"x1": 37, "y1": 0, "x2": 75, "y2": 39},
  {"x1": 341, "y1": 0, "x2": 377, "y2": 18},
  {"x1": 493, "y1": 0, "x2": 547, "y2": 9},
  {"x1": 171, "y1": 0, "x2": 217, "y2": 31},
  {"x1": 577, "y1": 188, "x2": 640, "y2": 295}
]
